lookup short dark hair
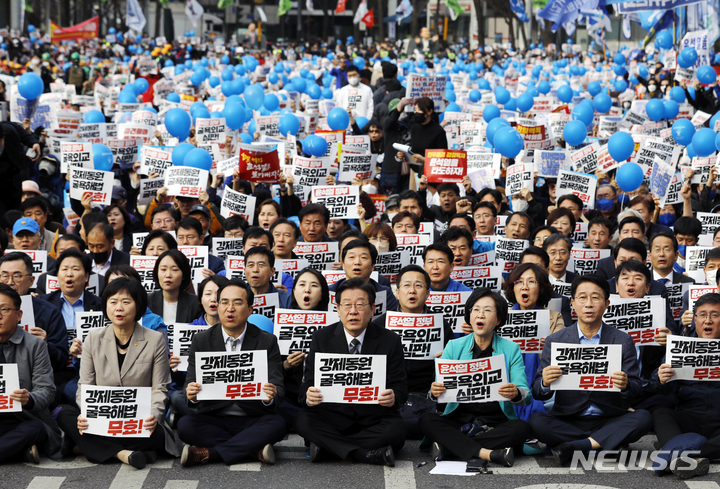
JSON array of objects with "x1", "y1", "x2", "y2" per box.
[
  {"x1": 106, "y1": 264, "x2": 142, "y2": 283},
  {"x1": 382, "y1": 61, "x2": 398, "y2": 79},
  {"x1": 55, "y1": 234, "x2": 86, "y2": 252},
  {"x1": 391, "y1": 211, "x2": 420, "y2": 230},
  {"x1": 472, "y1": 201, "x2": 497, "y2": 217},
  {"x1": 178, "y1": 216, "x2": 203, "y2": 237},
  {"x1": 80, "y1": 212, "x2": 109, "y2": 238},
  {"x1": 0, "y1": 252, "x2": 33, "y2": 275},
  {"x1": 224, "y1": 215, "x2": 249, "y2": 232},
  {"x1": 437, "y1": 183, "x2": 460, "y2": 195},
  {"x1": 477, "y1": 188, "x2": 503, "y2": 205},
  {"x1": 694, "y1": 292, "x2": 720, "y2": 314},
  {"x1": 588, "y1": 216, "x2": 613, "y2": 234},
  {"x1": 547, "y1": 207, "x2": 576, "y2": 234},
  {"x1": 674, "y1": 216, "x2": 702, "y2": 238},
  {"x1": 422, "y1": 243, "x2": 454, "y2": 263},
  {"x1": 151, "y1": 204, "x2": 180, "y2": 224},
  {"x1": 290, "y1": 268, "x2": 330, "y2": 310},
  {"x1": 346, "y1": 65, "x2": 360, "y2": 75},
  {"x1": 440, "y1": 226, "x2": 474, "y2": 249},
  {"x1": 629, "y1": 195, "x2": 655, "y2": 214},
  {"x1": 298, "y1": 203, "x2": 330, "y2": 226},
  {"x1": 197, "y1": 275, "x2": 230, "y2": 314},
  {"x1": 102, "y1": 204, "x2": 132, "y2": 235},
  {"x1": 614, "y1": 259, "x2": 651, "y2": 285},
  {"x1": 520, "y1": 246, "x2": 550, "y2": 268},
  {"x1": 87, "y1": 222, "x2": 114, "y2": 242},
  {"x1": 507, "y1": 212, "x2": 533, "y2": 232},
  {"x1": 619, "y1": 215, "x2": 646, "y2": 235},
  {"x1": 650, "y1": 232, "x2": 678, "y2": 253},
  {"x1": 56, "y1": 248, "x2": 92, "y2": 275},
  {"x1": 504, "y1": 263, "x2": 553, "y2": 308},
  {"x1": 102, "y1": 277, "x2": 148, "y2": 321},
  {"x1": 613, "y1": 237, "x2": 647, "y2": 262},
  {"x1": 398, "y1": 190, "x2": 421, "y2": 207},
  {"x1": 141, "y1": 230, "x2": 178, "y2": 255},
  {"x1": 464, "y1": 288, "x2": 508, "y2": 328},
  {"x1": 448, "y1": 214, "x2": 476, "y2": 232},
  {"x1": 557, "y1": 194, "x2": 584, "y2": 212},
  {"x1": 396, "y1": 264, "x2": 431, "y2": 288},
  {"x1": 341, "y1": 239, "x2": 378, "y2": 265},
  {"x1": 153, "y1": 249, "x2": 192, "y2": 291},
  {"x1": 542, "y1": 233, "x2": 573, "y2": 252},
  {"x1": 570, "y1": 274, "x2": 611, "y2": 301},
  {"x1": 336, "y1": 277, "x2": 376, "y2": 306},
  {"x1": 217, "y1": 278, "x2": 254, "y2": 308},
  {"x1": 705, "y1": 248, "x2": 720, "y2": 268},
  {"x1": 243, "y1": 226, "x2": 273, "y2": 249},
  {"x1": 270, "y1": 218, "x2": 300, "y2": 240},
  {"x1": 0, "y1": 283, "x2": 21, "y2": 309},
  {"x1": 20, "y1": 196, "x2": 48, "y2": 214},
  {"x1": 245, "y1": 246, "x2": 276, "y2": 268}
]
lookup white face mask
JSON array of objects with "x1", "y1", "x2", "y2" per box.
[
  {"x1": 648, "y1": 84, "x2": 657, "y2": 92},
  {"x1": 707, "y1": 268, "x2": 718, "y2": 287},
  {"x1": 362, "y1": 183, "x2": 378, "y2": 194},
  {"x1": 512, "y1": 198, "x2": 529, "y2": 213},
  {"x1": 375, "y1": 241, "x2": 390, "y2": 253},
  {"x1": 348, "y1": 76, "x2": 360, "y2": 86},
  {"x1": 387, "y1": 211, "x2": 398, "y2": 222}
]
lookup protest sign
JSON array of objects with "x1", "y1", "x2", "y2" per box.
[
  {"x1": 667, "y1": 283, "x2": 692, "y2": 321},
  {"x1": 449, "y1": 266, "x2": 502, "y2": 290},
  {"x1": 396, "y1": 234, "x2": 432, "y2": 266},
  {"x1": 212, "y1": 238, "x2": 244, "y2": 263},
  {"x1": 310, "y1": 186, "x2": 360, "y2": 219},
  {"x1": 129, "y1": 255, "x2": 159, "y2": 292},
  {"x1": 495, "y1": 238, "x2": 530, "y2": 274},
  {"x1": 252, "y1": 293, "x2": 280, "y2": 321},
  {"x1": 602, "y1": 297, "x2": 665, "y2": 345},
  {"x1": 292, "y1": 242, "x2": 339, "y2": 271},
  {"x1": 314, "y1": 353, "x2": 387, "y2": 403},
  {"x1": 0, "y1": 365, "x2": 21, "y2": 412},
  {"x1": 107, "y1": 138, "x2": 139, "y2": 170},
  {"x1": 570, "y1": 142, "x2": 600, "y2": 174},
  {"x1": 196, "y1": 351, "x2": 269, "y2": 401},
  {"x1": 434, "y1": 356, "x2": 508, "y2": 403},
  {"x1": 534, "y1": 149, "x2": 571, "y2": 177},
  {"x1": 424, "y1": 149, "x2": 467, "y2": 184},
  {"x1": 386, "y1": 312, "x2": 444, "y2": 359},
  {"x1": 666, "y1": 335, "x2": 720, "y2": 381},
  {"x1": 220, "y1": 187, "x2": 257, "y2": 222},
  {"x1": 274, "y1": 309, "x2": 338, "y2": 355},
  {"x1": 496, "y1": 310, "x2": 552, "y2": 353},
  {"x1": 557, "y1": 169, "x2": 598, "y2": 209},
  {"x1": 570, "y1": 248, "x2": 612, "y2": 275},
  {"x1": 137, "y1": 146, "x2": 173, "y2": 177},
  {"x1": 689, "y1": 285, "x2": 717, "y2": 312},
  {"x1": 405, "y1": 74, "x2": 447, "y2": 112},
  {"x1": 374, "y1": 251, "x2": 411, "y2": 285},
  {"x1": 60, "y1": 141, "x2": 92, "y2": 173},
  {"x1": 426, "y1": 291, "x2": 472, "y2": 334},
  {"x1": 238, "y1": 145, "x2": 281, "y2": 183},
  {"x1": 164, "y1": 167, "x2": 208, "y2": 198},
  {"x1": 697, "y1": 212, "x2": 720, "y2": 237},
  {"x1": 69, "y1": 167, "x2": 114, "y2": 206},
  {"x1": 338, "y1": 153, "x2": 377, "y2": 182},
  {"x1": 467, "y1": 152, "x2": 501, "y2": 178},
  {"x1": 77, "y1": 311, "x2": 111, "y2": 344},
  {"x1": 138, "y1": 177, "x2": 165, "y2": 206},
  {"x1": 550, "y1": 343, "x2": 622, "y2": 391},
  {"x1": 81, "y1": 386, "x2": 151, "y2": 437},
  {"x1": 171, "y1": 324, "x2": 212, "y2": 372},
  {"x1": 504, "y1": 163, "x2": 534, "y2": 196},
  {"x1": 179, "y1": 245, "x2": 209, "y2": 285}
]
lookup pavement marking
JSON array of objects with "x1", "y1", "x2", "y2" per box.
[
  {"x1": 686, "y1": 482, "x2": 720, "y2": 489},
  {"x1": 28, "y1": 456, "x2": 96, "y2": 469},
  {"x1": 228, "y1": 462, "x2": 262, "y2": 471},
  {"x1": 384, "y1": 460, "x2": 416, "y2": 489},
  {"x1": 108, "y1": 463, "x2": 149, "y2": 489},
  {"x1": 26, "y1": 476, "x2": 65, "y2": 489},
  {"x1": 492, "y1": 456, "x2": 581, "y2": 475},
  {"x1": 163, "y1": 481, "x2": 198, "y2": 489},
  {"x1": 153, "y1": 458, "x2": 175, "y2": 469}
]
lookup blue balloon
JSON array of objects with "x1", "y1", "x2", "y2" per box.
[
  {"x1": 223, "y1": 103, "x2": 246, "y2": 130},
  {"x1": 445, "y1": 91, "x2": 457, "y2": 102},
  {"x1": 557, "y1": 85, "x2": 573, "y2": 103},
  {"x1": 670, "y1": 86, "x2": 686, "y2": 103},
  {"x1": 663, "y1": 100, "x2": 679, "y2": 120},
  {"x1": 715, "y1": 131, "x2": 720, "y2": 153},
  {"x1": 495, "y1": 86, "x2": 510, "y2": 105},
  {"x1": 164, "y1": 108, "x2": 192, "y2": 141},
  {"x1": 478, "y1": 79, "x2": 491, "y2": 90},
  {"x1": 687, "y1": 143, "x2": 698, "y2": 159},
  {"x1": 239, "y1": 132, "x2": 253, "y2": 144},
  {"x1": 190, "y1": 72, "x2": 203, "y2": 87},
  {"x1": 538, "y1": 81, "x2": 551, "y2": 95},
  {"x1": 192, "y1": 108, "x2": 211, "y2": 124},
  {"x1": 248, "y1": 314, "x2": 274, "y2": 333},
  {"x1": 292, "y1": 77, "x2": 307, "y2": 93},
  {"x1": 693, "y1": 128, "x2": 716, "y2": 157},
  {"x1": 328, "y1": 107, "x2": 350, "y2": 130},
  {"x1": 608, "y1": 132, "x2": 635, "y2": 162},
  {"x1": 134, "y1": 78, "x2": 149, "y2": 94},
  {"x1": 614, "y1": 53, "x2": 626, "y2": 65},
  {"x1": 681, "y1": 47, "x2": 698, "y2": 66},
  {"x1": 306, "y1": 84, "x2": 321, "y2": 100},
  {"x1": 118, "y1": 91, "x2": 137, "y2": 104},
  {"x1": 321, "y1": 88, "x2": 333, "y2": 99},
  {"x1": 107, "y1": 27, "x2": 114, "y2": 34},
  {"x1": 672, "y1": 119, "x2": 696, "y2": 146},
  {"x1": 183, "y1": 148, "x2": 213, "y2": 171},
  {"x1": 563, "y1": 120, "x2": 588, "y2": 146},
  {"x1": 263, "y1": 93, "x2": 279, "y2": 111},
  {"x1": 638, "y1": 65, "x2": 648, "y2": 79},
  {"x1": 92, "y1": 144, "x2": 114, "y2": 172},
  {"x1": 517, "y1": 93, "x2": 534, "y2": 112},
  {"x1": 17, "y1": 72, "x2": 44, "y2": 100},
  {"x1": 504, "y1": 97, "x2": 517, "y2": 111},
  {"x1": 305, "y1": 135, "x2": 328, "y2": 157},
  {"x1": 244, "y1": 84, "x2": 265, "y2": 110},
  {"x1": 697, "y1": 65, "x2": 717, "y2": 85},
  {"x1": 493, "y1": 127, "x2": 524, "y2": 158},
  {"x1": 172, "y1": 143, "x2": 195, "y2": 166},
  {"x1": 483, "y1": 105, "x2": 501, "y2": 123},
  {"x1": 657, "y1": 30, "x2": 673, "y2": 50},
  {"x1": 220, "y1": 81, "x2": 233, "y2": 97},
  {"x1": 164, "y1": 59, "x2": 174, "y2": 68},
  {"x1": 278, "y1": 113, "x2": 300, "y2": 136},
  {"x1": 208, "y1": 76, "x2": 220, "y2": 88},
  {"x1": 268, "y1": 73, "x2": 279, "y2": 84},
  {"x1": 646, "y1": 99, "x2": 666, "y2": 121},
  {"x1": 572, "y1": 103, "x2": 594, "y2": 128},
  {"x1": 468, "y1": 89, "x2": 481, "y2": 103},
  {"x1": 616, "y1": 162, "x2": 644, "y2": 192},
  {"x1": 593, "y1": 93, "x2": 612, "y2": 113},
  {"x1": 614, "y1": 79, "x2": 628, "y2": 92},
  {"x1": 84, "y1": 110, "x2": 105, "y2": 124},
  {"x1": 486, "y1": 118, "x2": 510, "y2": 146}
]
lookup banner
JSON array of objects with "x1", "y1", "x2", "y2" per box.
[
  {"x1": 238, "y1": 146, "x2": 281, "y2": 183},
  {"x1": 50, "y1": 17, "x2": 99, "y2": 43},
  {"x1": 274, "y1": 309, "x2": 338, "y2": 355},
  {"x1": 69, "y1": 167, "x2": 114, "y2": 206},
  {"x1": 220, "y1": 187, "x2": 257, "y2": 222},
  {"x1": 424, "y1": 149, "x2": 467, "y2": 183},
  {"x1": 314, "y1": 353, "x2": 386, "y2": 403},
  {"x1": 310, "y1": 186, "x2": 360, "y2": 219},
  {"x1": 496, "y1": 310, "x2": 551, "y2": 353},
  {"x1": 81, "y1": 386, "x2": 151, "y2": 437},
  {"x1": 426, "y1": 291, "x2": 472, "y2": 334},
  {"x1": 405, "y1": 74, "x2": 447, "y2": 113},
  {"x1": 164, "y1": 167, "x2": 208, "y2": 198},
  {"x1": 601, "y1": 296, "x2": 665, "y2": 345},
  {"x1": 196, "y1": 351, "x2": 269, "y2": 401},
  {"x1": 386, "y1": 312, "x2": 444, "y2": 360},
  {"x1": 557, "y1": 169, "x2": 598, "y2": 209},
  {"x1": 666, "y1": 335, "x2": 720, "y2": 381},
  {"x1": 434, "y1": 355, "x2": 508, "y2": 403},
  {"x1": 550, "y1": 343, "x2": 622, "y2": 391},
  {"x1": 0, "y1": 365, "x2": 21, "y2": 412}
]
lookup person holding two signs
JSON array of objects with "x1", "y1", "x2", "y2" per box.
[{"x1": 420, "y1": 289, "x2": 531, "y2": 467}]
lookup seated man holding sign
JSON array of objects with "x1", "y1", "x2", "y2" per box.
[
  {"x1": 529, "y1": 275, "x2": 652, "y2": 466},
  {"x1": 178, "y1": 279, "x2": 286, "y2": 467},
  {"x1": 420, "y1": 288, "x2": 531, "y2": 467},
  {"x1": 295, "y1": 278, "x2": 408, "y2": 466},
  {"x1": 650, "y1": 292, "x2": 720, "y2": 480}
]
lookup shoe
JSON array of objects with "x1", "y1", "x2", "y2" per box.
[
  {"x1": 168, "y1": 411, "x2": 177, "y2": 429},
  {"x1": 181, "y1": 445, "x2": 210, "y2": 467},
  {"x1": 489, "y1": 447, "x2": 514, "y2": 467},
  {"x1": 60, "y1": 436, "x2": 75, "y2": 458},
  {"x1": 127, "y1": 451, "x2": 146, "y2": 470},
  {"x1": 143, "y1": 451, "x2": 157, "y2": 464},
  {"x1": 551, "y1": 442, "x2": 575, "y2": 467},
  {"x1": 23, "y1": 445, "x2": 39, "y2": 464},
  {"x1": 308, "y1": 443, "x2": 322, "y2": 463},
  {"x1": 431, "y1": 442, "x2": 445, "y2": 461},
  {"x1": 671, "y1": 456, "x2": 710, "y2": 480},
  {"x1": 364, "y1": 446, "x2": 395, "y2": 467},
  {"x1": 256, "y1": 444, "x2": 275, "y2": 465}
]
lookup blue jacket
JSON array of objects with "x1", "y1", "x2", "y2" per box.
[
  {"x1": 472, "y1": 240, "x2": 495, "y2": 255},
  {"x1": 208, "y1": 254, "x2": 225, "y2": 274},
  {"x1": 329, "y1": 278, "x2": 399, "y2": 312},
  {"x1": 31, "y1": 296, "x2": 69, "y2": 374},
  {"x1": 432, "y1": 278, "x2": 472, "y2": 292},
  {"x1": 439, "y1": 333, "x2": 531, "y2": 420},
  {"x1": 267, "y1": 283, "x2": 292, "y2": 309}
]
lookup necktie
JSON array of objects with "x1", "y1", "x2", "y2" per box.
[
  {"x1": 659, "y1": 278, "x2": 669, "y2": 286},
  {"x1": 349, "y1": 338, "x2": 360, "y2": 354},
  {"x1": 227, "y1": 337, "x2": 239, "y2": 351}
]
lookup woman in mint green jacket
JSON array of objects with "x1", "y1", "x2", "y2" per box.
[{"x1": 419, "y1": 288, "x2": 532, "y2": 467}]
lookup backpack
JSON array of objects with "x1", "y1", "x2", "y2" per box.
[{"x1": 68, "y1": 65, "x2": 84, "y2": 88}]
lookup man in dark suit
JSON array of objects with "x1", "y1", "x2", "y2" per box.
[
  {"x1": 649, "y1": 233, "x2": 696, "y2": 287},
  {"x1": 85, "y1": 222, "x2": 130, "y2": 276},
  {"x1": 542, "y1": 233, "x2": 577, "y2": 284},
  {"x1": 34, "y1": 234, "x2": 105, "y2": 296},
  {"x1": 529, "y1": 274, "x2": 653, "y2": 466},
  {"x1": 595, "y1": 236, "x2": 647, "y2": 282},
  {"x1": 295, "y1": 278, "x2": 408, "y2": 466},
  {"x1": 177, "y1": 278, "x2": 286, "y2": 466}
]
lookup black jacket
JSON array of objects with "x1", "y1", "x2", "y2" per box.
[
  {"x1": 38, "y1": 290, "x2": 102, "y2": 316},
  {"x1": 148, "y1": 290, "x2": 202, "y2": 324}
]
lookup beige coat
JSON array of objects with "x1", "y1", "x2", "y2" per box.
[
  {"x1": 77, "y1": 322, "x2": 179, "y2": 456},
  {"x1": 550, "y1": 309, "x2": 565, "y2": 334}
]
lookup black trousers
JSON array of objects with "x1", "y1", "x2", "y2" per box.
[
  {"x1": 57, "y1": 405, "x2": 166, "y2": 464},
  {"x1": 177, "y1": 413, "x2": 286, "y2": 465},
  {"x1": 654, "y1": 408, "x2": 720, "y2": 460},
  {"x1": 294, "y1": 410, "x2": 407, "y2": 460},
  {"x1": 419, "y1": 412, "x2": 530, "y2": 461},
  {"x1": 0, "y1": 417, "x2": 46, "y2": 463},
  {"x1": 529, "y1": 410, "x2": 653, "y2": 450}
]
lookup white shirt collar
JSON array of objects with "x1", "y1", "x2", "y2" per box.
[
  {"x1": 653, "y1": 269, "x2": 672, "y2": 282},
  {"x1": 221, "y1": 324, "x2": 248, "y2": 352},
  {"x1": 549, "y1": 273, "x2": 566, "y2": 284},
  {"x1": 343, "y1": 327, "x2": 367, "y2": 353}
]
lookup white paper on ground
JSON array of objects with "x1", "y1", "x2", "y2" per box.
[{"x1": 428, "y1": 461, "x2": 478, "y2": 476}]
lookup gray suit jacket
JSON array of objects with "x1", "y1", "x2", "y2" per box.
[{"x1": 78, "y1": 322, "x2": 179, "y2": 456}]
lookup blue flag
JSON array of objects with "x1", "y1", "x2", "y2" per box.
[
  {"x1": 538, "y1": 0, "x2": 597, "y2": 30},
  {"x1": 510, "y1": 0, "x2": 530, "y2": 22}
]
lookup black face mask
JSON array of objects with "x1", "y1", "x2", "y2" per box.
[
  {"x1": 91, "y1": 250, "x2": 110, "y2": 264},
  {"x1": 414, "y1": 112, "x2": 426, "y2": 123}
]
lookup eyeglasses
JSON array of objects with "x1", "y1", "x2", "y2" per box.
[
  {"x1": 225, "y1": 231, "x2": 244, "y2": 238},
  {"x1": 338, "y1": 302, "x2": 370, "y2": 312},
  {"x1": 470, "y1": 307, "x2": 495, "y2": 317},
  {"x1": 153, "y1": 218, "x2": 174, "y2": 225},
  {"x1": 695, "y1": 312, "x2": 720, "y2": 320},
  {"x1": 548, "y1": 250, "x2": 569, "y2": 258},
  {"x1": 514, "y1": 279, "x2": 538, "y2": 287},
  {"x1": 0, "y1": 273, "x2": 28, "y2": 283},
  {"x1": 399, "y1": 282, "x2": 427, "y2": 290},
  {"x1": 370, "y1": 236, "x2": 389, "y2": 243},
  {"x1": 474, "y1": 213, "x2": 493, "y2": 220},
  {"x1": 219, "y1": 299, "x2": 245, "y2": 307},
  {"x1": 0, "y1": 307, "x2": 18, "y2": 317},
  {"x1": 574, "y1": 295, "x2": 604, "y2": 304},
  {"x1": 368, "y1": 129, "x2": 381, "y2": 133}
]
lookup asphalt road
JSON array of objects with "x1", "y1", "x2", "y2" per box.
[{"x1": 2, "y1": 434, "x2": 719, "y2": 489}]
